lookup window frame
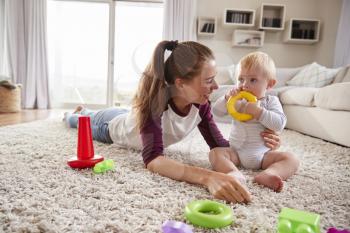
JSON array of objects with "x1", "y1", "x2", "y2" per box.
[{"x1": 49, "y1": 0, "x2": 163, "y2": 108}]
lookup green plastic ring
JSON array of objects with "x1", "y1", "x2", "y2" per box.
[{"x1": 184, "y1": 200, "x2": 234, "y2": 229}]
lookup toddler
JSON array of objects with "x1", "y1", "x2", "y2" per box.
[{"x1": 212, "y1": 52, "x2": 299, "y2": 192}]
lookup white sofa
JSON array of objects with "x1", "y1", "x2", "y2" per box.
[{"x1": 211, "y1": 63, "x2": 350, "y2": 147}]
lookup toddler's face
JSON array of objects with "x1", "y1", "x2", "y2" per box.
[{"x1": 237, "y1": 67, "x2": 273, "y2": 99}]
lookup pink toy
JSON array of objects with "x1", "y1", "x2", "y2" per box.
[{"x1": 162, "y1": 220, "x2": 193, "y2": 233}]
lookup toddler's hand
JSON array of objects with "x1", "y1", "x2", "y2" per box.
[
  {"x1": 241, "y1": 101, "x2": 262, "y2": 119},
  {"x1": 225, "y1": 87, "x2": 240, "y2": 101}
]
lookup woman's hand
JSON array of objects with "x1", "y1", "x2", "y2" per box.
[
  {"x1": 261, "y1": 128, "x2": 281, "y2": 150},
  {"x1": 147, "y1": 156, "x2": 251, "y2": 203},
  {"x1": 205, "y1": 171, "x2": 251, "y2": 203}
]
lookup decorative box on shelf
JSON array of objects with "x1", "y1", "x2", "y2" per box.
[
  {"x1": 284, "y1": 18, "x2": 320, "y2": 44},
  {"x1": 223, "y1": 8, "x2": 255, "y2": 27},
  {"x1": 197, "y1": 16, "x2": 217, "y2": 36},
  {"x1": 232, "y1": 30, "x2": 265, "y2": 48},
  {"x1": 258, "y1": 3, "x2": 286, "y2": 31}
]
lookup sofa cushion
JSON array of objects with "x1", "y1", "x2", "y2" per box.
[
  {"x1": 268, "y1": 86, "x2": 298, "y2": 97},
  {"x1": 275, "y1": 67, "x2": 304, "y2": 88},
  {"x1": 286, "y1": 62, "x2": 340, "y2": 88},
  {"x1": 215, "y1": 65, "x2": 235, "y2": 85},
  {"x1": 341, "y1": 67, "x2": 350, "y2": 83},
  {"x1": 332, "y1": 65, "x2": 350, "y2": 83},
  {"x1": 279, "y1": 87, "x2": 319, "y2": 106},
  {"x1": 314, "y1": 82, "x2": 350, "y2": 111}
]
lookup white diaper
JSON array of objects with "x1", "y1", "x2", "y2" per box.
[
  {"x1": 229, "y1": 121, "x2": 270, "y2": 169},
  {"x1": 236, "y1": 147, "x2": 270, "y2": 169}
]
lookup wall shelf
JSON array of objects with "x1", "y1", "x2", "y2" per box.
[
  {"x1": 284, "y1": 18, "x2": 320, "y2": 44},
  {"x1": 197, "y1": 16, "x2": 217, "y2": 36},
  {"x1": 258, "y1": 3, "x2": 286, "y2": 31},
  {"x1": 232, "y1": 30, "x2": 265, "y2": 48},
  {"x1": 223, "y1": 8, "x2": 255, "y2": 27}
]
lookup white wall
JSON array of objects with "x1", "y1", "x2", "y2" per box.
[{"x1": 197, "y1": 0, "x2": 343, "y2": 67}]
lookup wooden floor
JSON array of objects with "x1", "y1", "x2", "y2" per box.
[{"x1": 0, "y1": 109, "x2": 65, "y2": 126}]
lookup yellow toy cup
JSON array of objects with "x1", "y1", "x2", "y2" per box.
[{"x1": 226, "y1": 91, "x2": 257, "y2": 122}]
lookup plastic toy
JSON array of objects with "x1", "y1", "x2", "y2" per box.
[
  {"x1": 93, "y1": 159, "x2": 115, "y2": 174},
  {"x1": 226, "y1": 91, "x2": 257, "y2": 121},
  {"x1": 185, "y1": 200, "x2": 233, "y2": 229},
  {"x1": 67, "y1": 116, "x2": 104, "y2": 168},
  {"x1": 277, "y1": 207, "x2": 320, "y2": 233},
  {"x1": 327, "y1": 228, "x2": 350, "y2": 233},
  {"x1": 161, "y1": 220, "x2": 193, "y2": 233}
]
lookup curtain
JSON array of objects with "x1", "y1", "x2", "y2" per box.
[
  {"x1": 0, "y1": 0, "x2": 10, "y2": 78},
  {"x1": 162, "y1": 0, "x2": 197, "y2": 41},
  {"x1": 333, "y1": 0, "x2": 350, "y2": 67},
  {"x1": 5, "y1": 0, "x2": 50, "y2": 109},
  {"x1": 0, "y1": 0, "x2": 5, "y2": 77}
]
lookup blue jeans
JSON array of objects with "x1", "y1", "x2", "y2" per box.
[{"x1": 66, "y1": 107, "x2": 129, "y2": 143}]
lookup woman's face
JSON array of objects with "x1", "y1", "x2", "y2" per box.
[{"x1": 180, "y1": 59, "x2": 218, "y2": 105}]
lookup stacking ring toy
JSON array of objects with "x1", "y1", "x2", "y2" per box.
[
  {"x1": 184, "y1": 200, "x2": 233, "y2": 229},
  {"x1": 226, "y1": 91, "x2": 257, "y2": 121}
]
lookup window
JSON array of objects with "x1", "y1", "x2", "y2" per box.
[
  {"x1": 114, "y1": 1, "x2": 163, "y2": 106},
  {"x1": 48, "y1": 0, "x2": 110, "y2": 107},
  {"x1": 47, "y1": 0, "x2": 164, "y2": 108}
]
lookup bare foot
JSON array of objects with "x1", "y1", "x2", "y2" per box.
[
  {"x1": 63, "y1": 105, "x2": 84, "y2": 124},
  {"x1": 254, "y1": 172, "x2": 283, "y2": 192},
  {"x1": 73, "y1": 105, "x2": 84, "y2": 114}
]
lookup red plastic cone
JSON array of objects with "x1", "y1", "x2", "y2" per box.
[{"x1": 67, "y1": 116, "x2": 104, "y2": 168}]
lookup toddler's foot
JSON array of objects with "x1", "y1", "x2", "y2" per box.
[
  {"x1": 228, "y1": 171, "x2": 246, "y2": 185},
  {"x1": 254, "y1": 172, "x2": 283, "y2": 192}
]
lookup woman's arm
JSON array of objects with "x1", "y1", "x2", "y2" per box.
[{"x1": 147, "y1": 155, "x2": 251, "y2": 203}]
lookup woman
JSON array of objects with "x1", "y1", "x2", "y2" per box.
[{"x1": 64, "y1": 40, "x2": 281, "y2": 203}]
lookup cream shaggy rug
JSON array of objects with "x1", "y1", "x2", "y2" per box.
[{"x1": 0, "y1": 119, "x2": 349, "y2": 233}]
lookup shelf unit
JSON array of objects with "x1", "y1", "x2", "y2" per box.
[
  {"x1": 232, "y1": 30, "x2": 265, "y2": 48},
  {"x1": 223, "y1": 8, "x2": 255, "y2": 27},
  {"x1": 197, "y1": 16, "x2": 217, "y2": 36},
  {"x1": 258, "y1": 3, "x2": 286, "y2": 30},
  {"x1": 284, "y1": 18, "x2": 320, "y2": 44}
]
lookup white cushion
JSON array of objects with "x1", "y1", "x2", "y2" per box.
[
  {"x1": 341, "y1": 68, "x2": 350, "y2": 83},
  {"x1": 275, "y1": 67, "x2": 304, "y2": 88},
  {"x1": 215, "y1": 65, "x2": 235, "y2": 85},
  {"x1": 267, "y1": 86, "x2": 298, "y2": 97},
  {"x1": 332, "y1": 66, "x2": 350, "y2": 83},
  {"x1": 279, "y1": 87, "x2": 319, "y2": 106},
  {"x1": 286, "y1": 62, "x2": 340, "y2": 88},
  {"x1": 314, "y1": 82, "x2": 350, "y2": 111}
]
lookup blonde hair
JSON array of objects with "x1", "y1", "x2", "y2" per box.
[
  {"x1": 132, "y1": 41, "x2": 214, "y2": 130},
  {"x1": 236, "y1": 51, "x2": 276, "y2": 80}
]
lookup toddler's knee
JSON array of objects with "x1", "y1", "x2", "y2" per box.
[{"x1": 283, "y1": 152, "x2": 300, "y2": 168}]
